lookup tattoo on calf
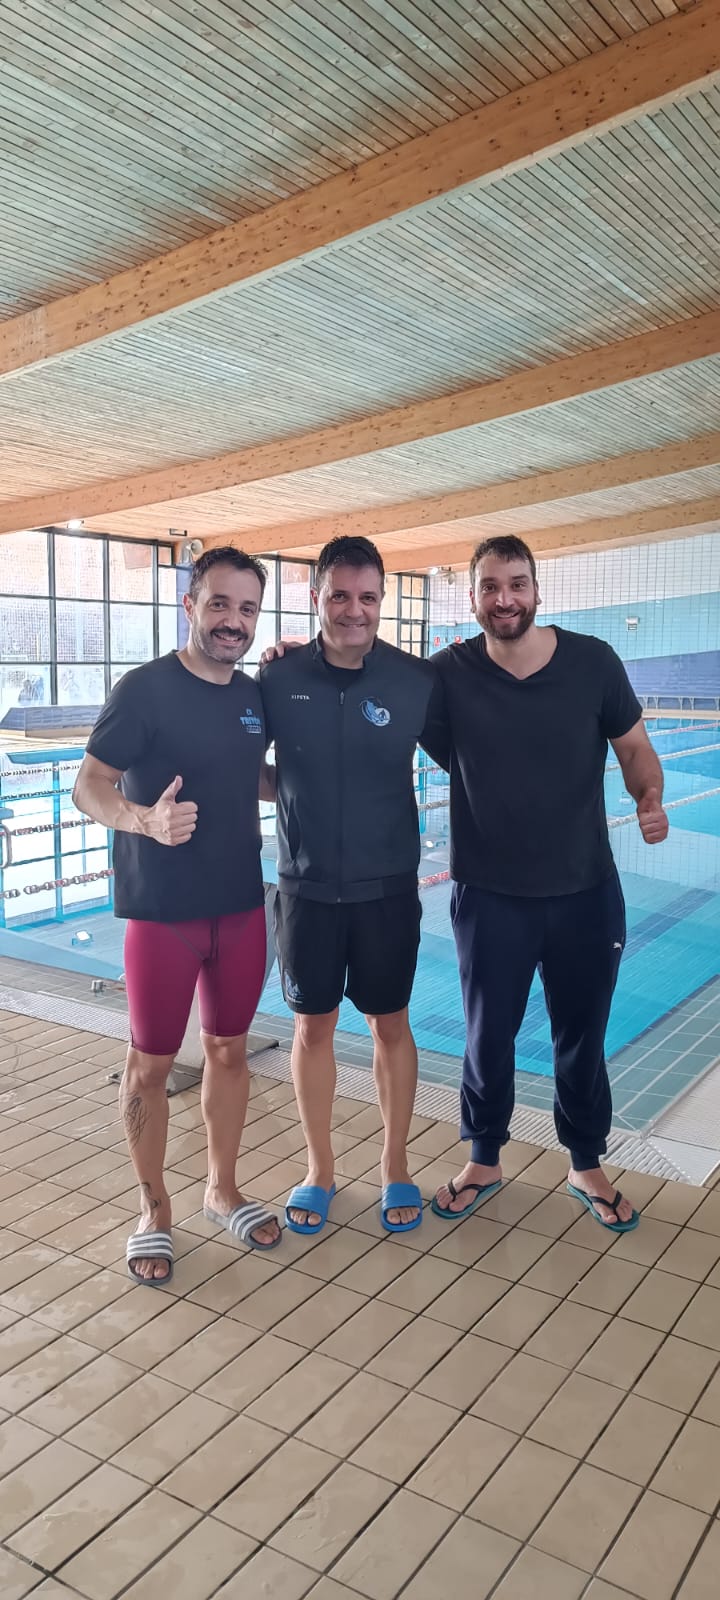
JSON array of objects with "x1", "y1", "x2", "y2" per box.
[{"x1": 121, "y1": 1091, "x2": 148, "y2": 1150}]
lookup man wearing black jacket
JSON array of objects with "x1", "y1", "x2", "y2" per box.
[{"x1": 260, "y1": 537, "x2": 440, "y2": 1235}]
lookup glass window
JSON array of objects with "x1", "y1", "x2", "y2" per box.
[
  {"x1": 378, "y1": 616, "x2": 398, "y2": 646},
  {"x1": 55, "y1": 534, "x2": 104, "y2": 599},
  {"x1": 0, "y1": 530, "x2": 48, "y2": 596},
  {"x1": 243, "y1": 609, "x2": 277, "y2": 672},
  {"x1": 57, "y1": 664, "x2": 106, "y2": 704},
  {"x1": 400, "y1": 621, "x2": 424, "y2": 658},
  {"x1": 281, "y1": 561, "x2": 312, "y2": 613},
  {"x1": 109, "y1": 540, "x2": 154, "y2": 602},
  {"x1": 379, "y1": 574, "x2": 399, "y2": 646},
  {"x1": 110, "y1": 665, "x2": 128, "y2": 690},
  {"x1": 382, "y1": 574, "x2": 398, "y2": 616},
  {"x1": 0, "y1": 664, "x2": 51, "y2": 716},
  {"x1": 280, "y1": 612, "x2": 312, "y2": 643},
  {"x1": 159, "y1": 563, "x2": 184, "y2": 604},
  {"x1": 56, "y1": 601, "x2": 105, "y2": 663},
  {"x1": 0, "y1": 597, "x2": 51, "y2": 661},
  {"x1": 158, "y1": 606, "x2": 184, "y2": 654},
  {"x1": 259, "y1": 556, "x2": 277, "y2": 612},
  {"x1": 110, "y1": 604, "x2": 154, "y2": 661}
]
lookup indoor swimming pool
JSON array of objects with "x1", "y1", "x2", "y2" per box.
[{"x1": 1, "y1": 717, "x2": 719, "y2": 1132}]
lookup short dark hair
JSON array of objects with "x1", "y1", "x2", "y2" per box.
[
  {"x1": 469, "y1": 535, "x2": 537, "y2": 586},
  {"x1": 315, "y1": 536, "x2": 385, "y2": 590},
  {"x1": 188, "y1": 545, "x2": 268, "y2": 600}
]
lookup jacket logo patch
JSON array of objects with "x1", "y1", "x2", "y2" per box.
[
  {"x1": 361, "y1": 698, "x2": 391, "y2": 727},
  {"x1": 239, "y1": 707, "x2": 262, "y2": 734}
]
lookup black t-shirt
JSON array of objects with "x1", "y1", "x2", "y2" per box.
[
  {"x1": 422, "y1": 628, "x2": 642, "y2": 897},
  {"x1": 322, "y1": 659, "x2": 365, "y2": 690},
  {"x1": 86, "y1": 653, "x2": 265, "y2": 922}
]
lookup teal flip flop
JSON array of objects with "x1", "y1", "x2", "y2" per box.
[
  {"x1": 381, "y1": 1182, "x2": 423, "y2": 1233},
  {"x1": 567, "y1": 1183, "x2": 639, "y2": 1234},
  {"x1": 431, "y1": 1177, "x2": 502, "y2": 1221},
  {"x1": 285, "y1": 1183, "x2": 336, "y2": 1235}
]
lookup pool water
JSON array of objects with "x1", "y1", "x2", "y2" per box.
[{"x1": 2, "y1": 720, "x2": 719, "y2": 1130}]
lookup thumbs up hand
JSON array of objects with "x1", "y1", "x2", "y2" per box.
[
  {"x1": 143, "y1": 775, "x2": 198, "y2": 846},
  {"x1": 636, "y1": 786, "x2": 668, "y2": 845}
]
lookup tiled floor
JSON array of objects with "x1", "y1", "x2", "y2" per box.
[{"x1": 2, "y1": 1009, "x2": 720, "y2": 1599}]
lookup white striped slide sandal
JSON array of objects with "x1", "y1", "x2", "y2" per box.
[
  {"x1": 126, "y1": 1230, "x2": 174, "y2": 1287},
  {"x1": 203, "y1": 1202, "x2": 282, "y2": 1251}
]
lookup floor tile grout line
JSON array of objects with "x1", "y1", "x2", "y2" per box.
[
  {"x1": 1, "y1": 1311, "x2": 719, "y2": 1583},
  {"x1": 4, "y1": 1036, "x2": 720, "y2": 1594},
  {"x1": 5, "y1": 1152, "x2": 720, "y2": 1349},
  {"x1": 5, "y1": 1230, "x2": 711, "y2": 1586},
  {"x1": 1, "y1": 1342, "x2": 715, "y2": 1600},
  {"x1": 392, "y1": 1361, "x2": 712, "y2": 1600},
  {"x1": 668, "y1": 1516, "x2": 719, "y2": 1600},
  {"x1": 312, "y1": 1207, "x2": 720, "y2": 1550},
  {"x1": 3, "y1": 1191, "x2": 591, "y2": 1578}
]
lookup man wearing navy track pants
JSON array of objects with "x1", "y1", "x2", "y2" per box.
[{"x1": 421, "y1": 535, "x2": 669, "y2": 1235}]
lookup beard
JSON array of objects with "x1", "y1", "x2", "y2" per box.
[
  {"x1": 482, "y1": 601, "x2": 537, "y2": 642},
  {"x1": 192, "y1": 621, "x2": 251, "y2": 663}
]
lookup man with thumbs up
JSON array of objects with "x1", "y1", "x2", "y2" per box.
[
  {"x1": 636, "y1": 787, "x2": 669, "y2": 845},
  {"x1": 422, "y1": 535, "x2": 669, "y2": 1236},
  {"x1": 73, "y1": 547, "x2": 282, "y2": 1284},
  {"x1": 140, "y1": 773, "x2": 199, "y2": 845}
]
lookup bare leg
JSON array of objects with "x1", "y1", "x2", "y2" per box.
[
  {"x1": 367, "y1": 1008, "x2": 419, "y2": 1225},
  {"x1": 201, "y1": 1031, "x2": 279, "y2": 1246},
  {"x1": 288, "y1": 1009, "x2": 338, "y2": 1226},
  {"x1": 121, "y1": 1047, "x2": 174, "y2": 1282}
]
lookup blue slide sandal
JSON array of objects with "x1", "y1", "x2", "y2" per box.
[
  {"x1": 285, "y1": 1183, "x2": 336, "y2": 1235},
  {"x1": 381, "y1": 1182, "x2": 423, "y2": 1233}
]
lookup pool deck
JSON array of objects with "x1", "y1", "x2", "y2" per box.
[
  {"x1": 3, "y1": 994, "x2": 720, "y2": 1599},
  {"x1": 1, "y1": 949, "x2": 718, "y2": 1187}
]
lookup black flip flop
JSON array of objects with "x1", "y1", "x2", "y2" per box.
[
  {"x1": 567, "y1": 1183, "x2": 639, "y2": 1233},
  {"x1": 431, "y1": 1177, "x2": 502, "y2": 1220}
]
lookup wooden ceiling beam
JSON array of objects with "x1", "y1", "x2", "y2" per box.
[
  {"x1": 1, "y1": 0, "x2": 719, "y2": 381},
  {"x1": 377, "y1": 495, "x2": 720, "y2": 570},
  {"x1": 203, "y1": 431, "x2": 720, "y2": 556},
  {"x1": 2, "y1": 309, "x2": 720, "y2": 537}
]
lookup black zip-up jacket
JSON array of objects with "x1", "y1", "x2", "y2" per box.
[{"x1": 260, "y1": 637, "x2": 442, "y2": 902}]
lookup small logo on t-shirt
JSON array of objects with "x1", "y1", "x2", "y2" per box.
[
  {"x1": 361, "y1": 698, "x2": 391, "y2": 728},
  {"x1": 291, "y1": 694, "x2": 310, "y2": 702},
  {"x1": 239, "y1": 707, "x2": 262, "y2": 735}
]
